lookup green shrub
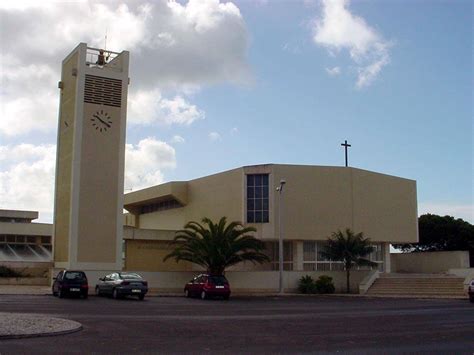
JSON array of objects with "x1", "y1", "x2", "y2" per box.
[
  {"x1": 315, "y1": 275, "x2": 335, "y2": 294},
  {"x1": 298, "y1": 275, "x2": 316, "y2": 294},
  {"x1": 0, "y1": 265, "x2": 23, "y2": 278}
]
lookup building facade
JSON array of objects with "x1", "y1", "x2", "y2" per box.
[
  {"x1": 123, "y1": 164, "x2": 418, "y2": 274},
  {"x1": 0, "y1": 209, "x2": 52, "y2": 262}
]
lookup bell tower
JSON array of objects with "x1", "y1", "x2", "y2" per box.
[{"x1": 53, "y1": 43, "x2": 129, "y2": 272}]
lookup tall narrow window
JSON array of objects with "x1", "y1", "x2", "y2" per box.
[{"x1": 246, "y1": 174, "x2": 269, "y2": 223}]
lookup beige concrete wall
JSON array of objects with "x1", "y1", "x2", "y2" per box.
[
  {"x1": 184, "y1": 168, "x2": 244, "y2": 223},
  {"x1": 0, "y1": 222, "x2": 52, "y2": 236},
  {"x1": 139, "y1": 208, "x2": 186, "y2": 231},
  {"x1": 124, "y1": 240, "x2": 194, "y2": 272},
  {"x1": 391, "y1": 251, "x2": 470, "y2": 273},
  {"x1": 272, "y1": 165, "x2": 418, "y2": 243},
  {"x1": 53, "y1": 50, "x2": 78, "y2": 263},
  {"x1": 76, "y1": 103, "x2": 122, "y2": 263}
]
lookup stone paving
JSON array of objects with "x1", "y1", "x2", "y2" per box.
[{"x1": 0, "y1": 312, "x2": 82, "y2": 339}]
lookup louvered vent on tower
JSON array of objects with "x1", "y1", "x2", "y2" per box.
[{"x1": 84, "y1": 74, "x2": 122, "y2": 107}]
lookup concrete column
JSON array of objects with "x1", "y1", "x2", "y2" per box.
[
  {"x1": 295, "y1": 241, "x2": 304, "y2": 271},
  {"x1": 384, "y1": 243, "x2": 391, "y2": 273}
]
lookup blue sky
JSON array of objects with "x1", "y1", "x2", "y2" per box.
[{"x1": 0, "y1": 0, "x2": 472, "y2": 223}]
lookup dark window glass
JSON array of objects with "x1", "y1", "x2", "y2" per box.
[
  {"x1": 247, "y1": 187, "x2": 254, "y2": 198},
  {"x1": 247, "y1": 175, "x2": 254, "y2": 186},
  {"x1": 247, "y1": 199, "x2": 255, "y2": 210},
  {"x1": 246, "y1": 174, "x2": 269, "y2": 224},
  {"x1": 209, "y1": 276, "x2": 228, "y2": 285},
  {"x1": 64, "y1": 272, "x2": 87, "y2": 281},
  {"x1": 247, "y1": 211, "x2": 254, "y2": 223}
]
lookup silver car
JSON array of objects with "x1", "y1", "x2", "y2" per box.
[{"x1": 95, "y1": 272, "x2": 148, "y2": 300}]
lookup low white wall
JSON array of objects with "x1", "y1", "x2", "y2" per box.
[
  {"x1": 391, "y1": 251, "x2": 470, "y2": 274},
  {"x1": 52, "y1": 269, "x2": 371, "y2": 294}
]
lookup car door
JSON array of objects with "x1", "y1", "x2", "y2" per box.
[
  {"x1": 53, "y1": 271, "x2": 63, "y2": 293},
  {"x1": 190, "y1": 276, "x2": 200, "y2": 296},
  {"x1": 103, "y1": 273, "x2": 114, "y2": 294}
]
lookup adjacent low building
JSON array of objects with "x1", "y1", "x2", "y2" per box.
[{"x1": 122, "y1": 164, "x2": 418, "y2": 276}]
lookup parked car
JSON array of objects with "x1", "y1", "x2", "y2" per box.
[
  {"x1": 184, "y1": 274, "x2": 231, "y2": 300},
  {"x1": 52, "y1": 270, "x2": 89, "y2": 299},
  {"x1": 95, "y1": 272, "x2": 148, "y2": 300},
  {"x1": 469, "y1": 279, "x2": 474, "y2": 303}
]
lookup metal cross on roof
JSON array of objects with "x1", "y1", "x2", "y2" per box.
[{"x1": 341, "y1": 140, "x2": 351, "y2": 167}]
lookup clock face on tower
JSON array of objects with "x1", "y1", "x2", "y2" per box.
[{"x1": 90, "y1": 110, "x2": 112, "y2": 132}]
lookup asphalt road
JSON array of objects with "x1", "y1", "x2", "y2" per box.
[{"x1": 0, "y1": 294, "x2": 473, "y2": 354}]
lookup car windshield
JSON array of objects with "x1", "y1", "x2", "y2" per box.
[
  {"x1": 120, "y1": 273, "x2": 142, "y2": 280},
  {"x1": 64, "y1": 272, "x2": 86, "y2": 281},
  {"x1": 209, "y1": 276, "x2": 227, "y2": 285}
]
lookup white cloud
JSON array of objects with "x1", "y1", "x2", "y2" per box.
[
  {"x1": 125, "y1": 137, "x2": 176, "y2": 191},
  {"x1": 230, "y1": 127, "x2": 239, "y2": 135},
  {"x1": 170, "y1": 135, "x2": 185, "y2": 144},
  {"x1": 313, "y1": 0, "x2": 391, "y2": 88},
  {"x1": 419, "y1": 202, "x2": 474, "y2": 224},
  {"x1": 128, "y1": 89, "x2": 204, "y2": 126},
  {"x1": 0, "y1": 0, "x2": 249, "y2": 136},
  {"x1": 209, "y1": 132, "x2": 221, "y2": 141},
  {"x1": 0, "y1": 144, "x2": 56, "y2": 221},
  {"x1": 325, "y1": 66, "x2": 341, "y2": 76}
]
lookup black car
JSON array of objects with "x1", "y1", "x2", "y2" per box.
[
  {"x1": 95, "y1": 272, "x2": 148, "y2": 300},
  {"x1": 52, "y1": 270, "x2": 89, "y2": 299}
]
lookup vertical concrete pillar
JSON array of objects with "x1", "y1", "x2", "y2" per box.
[
  {"x1": 295, "y1": 241, "x2": 304, "y2": 271},
  {"x1": 384, "y1": 243, "x2": 391, "y2": 273}
]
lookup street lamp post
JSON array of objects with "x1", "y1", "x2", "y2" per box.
[{"x1": 276, "y1": 179, "x2": 286, "y2": 295}]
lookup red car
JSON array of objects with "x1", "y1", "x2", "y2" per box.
[{"x1": 184, "y1": 274, "x2": 231, "y2": 300}]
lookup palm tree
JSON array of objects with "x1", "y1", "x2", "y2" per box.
[
  {"x1": 163, "y1": 217, "x2": 270, "y2": 275},
  {"x1": 320, "y1": 229, "x2": 378, "y2": 293}
]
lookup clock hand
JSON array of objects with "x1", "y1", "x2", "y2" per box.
[{"x1": 93, "y1": 114, "x2": 111, "y2": 128}]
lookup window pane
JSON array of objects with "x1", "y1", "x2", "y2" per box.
[
  {"x1": 262, "y1": 174, "x2": 269, "y2": 186},
  {"x1": 247, "y1": 175, "x2": 254, "y2": 186},
  {"x1": 247, "y1": 199, "x2": 255, "y2": 211},
  {"x1": 262, "y1": 199, "x2": 269, "y2": 210},
  {"x1": 262, "y1": 185, "x2": 269, "y2": 198},
  {"x1": 255, "y1": 175, "x2": 262, "y2": 186},
  {"x1": 303, "y1": 242, "x2": 316, "y2": 261},
  {"x1": 303, "y1": 263, "x2": 315, "y2": 271},
  {"x1": 255, "y1": 187, "x2": 262, "y2": 198},
  {"x1": 255, "y1": 211, "x2": 262, "y2": 222},
  {"x1": 247, "y1": 187, "x2": 254, "y2": 198},
  {"x1": 247, "y1": 212, "x2": 254, "y2": 223},
  {"x1": 255, "y1": 199, "x2": 262, "y2": 210},
  {"x1": 262, "y1": 211, "x2": 269, "y2": 223}
]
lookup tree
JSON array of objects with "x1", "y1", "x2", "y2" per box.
[
  {"x1": 320, "y1": 229, "x2": 378, "y2": 293},
  {"x1": 163, "y1": 217, "x2": 270, "y2": 275},
  {"x1": 393, "y1": 214, "x2": 474, "y2": 266}
]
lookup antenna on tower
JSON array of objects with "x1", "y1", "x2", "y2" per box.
[{"x1": 104, "y1": 27, "x2": 110, "y2": 62}]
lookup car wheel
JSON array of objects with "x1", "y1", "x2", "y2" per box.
[
  {"x1": 58, "y1": 289, "x2": 65, "y2": 298},
  {"x1": 184, "y1": 289, "x2": 190, "y2": 298},
  {"x1": 95, "y1": 286, "x2": 101, "y2": 297},
  {"x1": 138, "y1": 294, "x2": 145, "y2": 301},
  {"x1": 113, "y1": 288, "x2": 120, "y2": 300},
  {"x1": 200, "y1": 291, "x2": 207, "y2": 300}
]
